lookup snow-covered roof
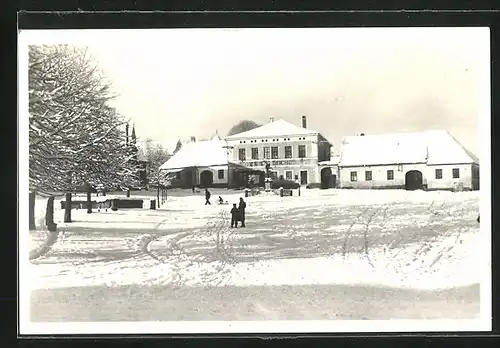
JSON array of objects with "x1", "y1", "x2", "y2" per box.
[
  {"x1": 159, "y1": 138, "x2": 231, "y2": 171},
  {"x1": 338, "y1": 130, "x2": 478, "y2": 167},
  {"x1": 224, "y1": 119, "x2": 319, "y2": 139}
]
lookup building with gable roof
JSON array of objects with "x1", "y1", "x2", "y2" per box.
[
  {"x1": 224, "y1": 116, "x2": 333, "y2": 185},
  {"x1": 337, "y1": 130, "x2": 479, "y2": 191},
  {"x1": 159, "y1": 134, "x2": 262, "y2": 188}
]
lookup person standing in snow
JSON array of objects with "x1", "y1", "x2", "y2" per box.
[
  {"x1": 205, "y1": 188, "x2": 211, "y2": 205},
  {"x1": 238, "y1": 197, "x2": 246, "y2": 227},
  {"x1": 230, "y1": 203, "x2": 240, "y2": 228}
]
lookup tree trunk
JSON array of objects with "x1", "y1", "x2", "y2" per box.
[
  {"x1": 64, "y1": 192, "x2": 72, "y2": 223},
  {"x1": 86, "y1": 184, "x2": 92, "y2": 214},
  {"x1": 45, "y1": 196, "x2": 57, "y2": 232},
  {"x1": 29, "y1": 191, "x2": 36, "y2": 230},
  {"x1": 157, "y1": 183, "x2": 160, "y2": 208},
  {"x1": 126, "y1": 189, "x2": 131, "y2": 198}
]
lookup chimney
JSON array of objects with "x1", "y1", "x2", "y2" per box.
[
  {"x1": 302, "y1": 115, "x2": 307, "y2": 128},
  {"x1": 191, "y1": 136, "x2": 196, "y2": 142},
  {"x1": 269, "y1": 116, "x2": 275, "y2": 123}
]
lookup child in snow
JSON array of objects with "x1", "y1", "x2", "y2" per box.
[
  {"x1": 205, "y1": 188, "x2": 211, "y2": 205},
  {"x1": 230, "y1": 204, "x2": 240, "y2": 228}
]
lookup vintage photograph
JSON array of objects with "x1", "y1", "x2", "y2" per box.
[{"x1": 18, "y1": 27, "x2": 491, "y2": 334}]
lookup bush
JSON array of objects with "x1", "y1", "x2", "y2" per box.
[
  {"x1": 270, "y1": 179, "x2": 300, "y2": 190},
  {"x1": 306, "y1": 183, "x2": 321, "y2": 189}
]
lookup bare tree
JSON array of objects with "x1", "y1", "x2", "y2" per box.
[
  {"x1": 227, "y1": 120, "x2": 261, "y2": 136},
  {"x1": 137, "y1": 138, "x2": 172, "y2": 182}
]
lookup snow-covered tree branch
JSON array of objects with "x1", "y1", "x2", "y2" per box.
[{"x1": 28, "y1": 44, "x2": 141, "y2": 225}]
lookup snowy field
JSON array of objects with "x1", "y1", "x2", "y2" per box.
[{"x1": 27, "y1": 188, "x2": 482, "y2": 321}]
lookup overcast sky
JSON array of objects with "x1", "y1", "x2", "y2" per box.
[{"x1": 27, "y1": 27, "x2": 489, "y2": 155}]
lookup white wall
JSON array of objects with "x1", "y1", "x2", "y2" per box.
[
  {"x1": 339, "y1": 163, "x2": 474, "y2": 190},
  {"x1": 197, "y1": 166, "x2": 228, "y2": 185},
  {"x1": 225, "y1": 134, "x2": 321, "y2": 184},
  {"x1": 270, "y1": 164, "x2": 319, "y2": 184},
  {"x1": 426, "y1": 164, "x2": 473, "y2": 190},
  {"x1": 226, "y1": 134, "x2": 318, "y2": 163},
  {"x1": 339, "y1": 163, "x2": 428, "y2": 189}
]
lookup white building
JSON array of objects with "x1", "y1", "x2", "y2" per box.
[
  {"x1": 158, "y1": 135, "x2": 259, "y2": 188},
  {"x1": 337, "y1": 130, "x2": 479, "y2": 191},
  {"x1": 224, "y1": 116, "x2": 333, "y2": 186}
]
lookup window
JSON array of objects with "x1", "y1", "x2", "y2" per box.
[
  {"x1": 285, "y1": 146, "x2": 292, "y2": 159},
  {"x1": 263, "y1": 147, "x2": 270, "y2": 159},
  {"x1": 365, "y1": 171, "x2": 372, "y2": 181},
  {"x1": 435, "y1": 169, "x2": 442, "y2": 179},
  {"x1": 285, "y1": 170, "x2": 293, "y2": 180},
  {"x1": 271, "y1": 146, "x2": 279, "y2": 159},
  {"x1": 251, "y1": 147, "x2": 259, "y2": 160},
  {"x1": 238, "y1": 148, "x2": 246, "y2": 161},
  {"x1": 218, "y1": 170, "x2": 224, "y2": 179},
  {"x1": 452, "y1": 168, "x2": 460, "y2": 179},
  {"x1": 350, "y1": 171, "x2": 357, "y2": 182},
  {"x1": 387, "y1": 170, "x2": 394, "y2": 180},
  {"x1": 298, "y1": 145, "x2": 306, "y2": 158},
  {"x1": 271, "y1": 171, "x2": 278, "y2": 180}
]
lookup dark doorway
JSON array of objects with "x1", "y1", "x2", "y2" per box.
[
  {"x1": 200, "y1": 170, "x2": 214, "y2": 187},
  {"x1": 300, "y1": 170, "x2": 308, "y2": 185},
  {"x1": 180, "y1": 168, "x2": 195, "y2": 188},
  {"x1": 321, "y1": 167, "x2": 332, "y2": 189},
  {"x1": 405, "y1": 170, "x2": 423, "y2": 191},
  {"x1": 332, "y1": 174, "x2": 337, "y2": 188}
]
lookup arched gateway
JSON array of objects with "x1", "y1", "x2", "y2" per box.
[
  {"x1": 200, "y1": 170, "x2": 214, "y2": 187},
  {"x1": 320, "y1": 167, "x2": 336, "y2": 189},
  {"x1": 405, "y1": 170, "x2": 423, "y2": 191}
]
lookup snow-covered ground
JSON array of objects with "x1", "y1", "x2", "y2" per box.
[{"x1": 27, "y1": 188, "x2": 482, "y2": 291}]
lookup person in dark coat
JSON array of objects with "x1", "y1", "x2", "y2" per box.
[
  {"x1": 238, "y1": 197, "x2": 246, "y2": 227},
  {"x1": 205, "y1": 188, "x2": 211, "y2": 205},
  {"x1": 230, "y1": 203, "x2": 239, "y2": 228}
]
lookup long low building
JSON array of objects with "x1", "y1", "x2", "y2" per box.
[{"x1": 335, "y1": 130, "x2": 479, "y2": 191}]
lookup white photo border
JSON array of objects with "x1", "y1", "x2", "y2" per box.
[{"x1": 17, "y1": 27, "x2": 492, "y2": 335}]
